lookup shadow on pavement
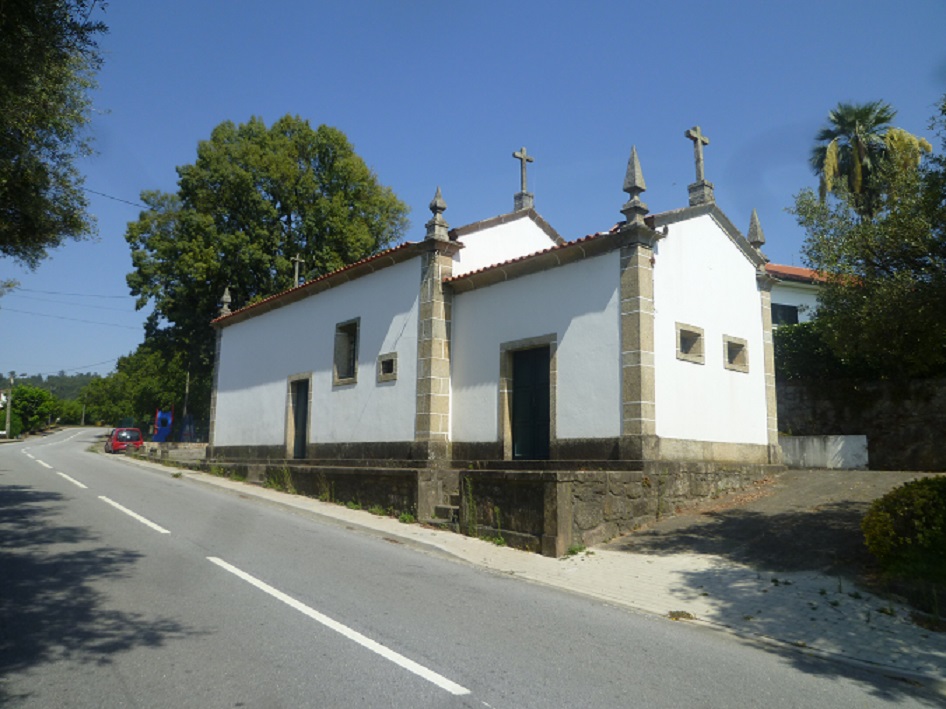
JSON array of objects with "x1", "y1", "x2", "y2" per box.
[
  {"x1": 672, "y1": 563, "x2": 946, "y2": 706},
  {"x1": 611, "y1": 502, "x2": 875, "y2": 576},
  {"x1": 0, "y1": 484, "x2": 197, "y2": 706},
  {"x1": 603, "y1": 472, "x2": 946, "y2": 703}
]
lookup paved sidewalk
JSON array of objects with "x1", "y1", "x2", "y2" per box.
[{"x1": 156, "y1": 464, "x2": 946, "y2": 692}]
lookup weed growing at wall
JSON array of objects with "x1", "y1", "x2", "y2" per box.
[
  {"x1": 264, "y1": 467, "x2": 296, "y2": 495},
  {"x1": 463, "y1": 477, "x2": 476, "y2": 537}
]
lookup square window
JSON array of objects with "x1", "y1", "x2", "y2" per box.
[
  {"x1": 377, "y1": 352, "x2": 397, "y2": 382},
  {"x1": 723, "y1": 335, "x2": 749, "y2": 373},
  {"x1": 333, "y1": 318, "x2": 359, "y2": 385},
  {"x1": 675, "y1": 323, "x2": 704, "y2": 365}
]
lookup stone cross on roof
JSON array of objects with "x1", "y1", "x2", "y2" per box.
[
  {"x1": 685, "y1": 126, "x2": 709, "y2": 182},
  {"x1": 290, "y1": 253, "x2": 305, "y2": 286},
  {"x1": 684, "y1": 125, "x2": 715, "y2": 206},
  {"x1": 513, "y1": 146, "x2": 535, "y2": 211},
  {"x1": 513, "y1": 147, "x2": 534, "y2": 193}
]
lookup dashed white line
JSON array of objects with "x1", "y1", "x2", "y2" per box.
[
  {"x1": 56, "y1": 472, "x2": 88, "y2": 489},
  {"x1": 36, "y1": 460, "x2": 53, "y2": 469},
  {"x1": 207, "y1": 556, "x2": 470, "y2": 697},
  {"x1": 98, "y1": 496, "x2": 170, "y2": 534}
]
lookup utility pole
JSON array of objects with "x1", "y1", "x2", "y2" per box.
[{"x1": 4, "y1": 372, "x2": 13, "y2": 438}]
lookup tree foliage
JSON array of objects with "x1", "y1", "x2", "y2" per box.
[
  {"x1": 0, "y1": 0, "x2": 107, "y2": 267},
  {"x1": 125, "y1": 115, "x2": 409, "y2": 420},
  {"x1": 793, "y1": 96, "x2": 946, "y2": 378},
  {"x1": 810, "y1": 100, "x2": 931, "y2": 218},
  {"x1": 9, "y1": 383, "x2": 59, "y2": 433}
]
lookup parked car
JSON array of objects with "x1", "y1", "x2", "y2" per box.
[{"x1": 105, "y1": 427, "x2": 143, "y2": 454}]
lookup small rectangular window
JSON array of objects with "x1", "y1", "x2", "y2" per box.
[
  {"x1": 377, "y1": 352, "x2": 397, "y2": 382},
  {"x1": 723, "y1": 335, "x2": 749, "y2": 373},
  {"x1": 772, "y1": 303, "x2": 799, "y2": 326},
  {"x1": 675, "y1": 323, "x2": 704, "y2": 365},
  {"x1": 333, "y1": 318, "x2": 359, "y2": 385}
]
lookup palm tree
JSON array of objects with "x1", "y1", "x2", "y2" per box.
[{"x1": 810, "y1": 100, "x2": 896, "y2": 216}]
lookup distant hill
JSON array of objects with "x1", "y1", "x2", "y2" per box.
[{"x1": 16, "y1": 372, "x2": 100, "y2": 400}]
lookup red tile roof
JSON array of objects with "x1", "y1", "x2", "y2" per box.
[
  {"x1": 765, "y1": 263, "x2": 826, "y2": 284},
  {"x1": 212, "y1": 241, "x2": 420, "y2": 325}
]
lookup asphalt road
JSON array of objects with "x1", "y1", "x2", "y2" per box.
[{"x1": 0, "y1": 429, "x2": 940, "y2": 708}]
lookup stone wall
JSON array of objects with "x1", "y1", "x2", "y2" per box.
[
  {"x1": 459, "y1": 463, "x2": 774, "y2": 556},
  {"x1": 571, "y1": 462, "x2": 773, "y2": 548},
  {"x1": 777, "y1": 379, "x2": 946, "y2": 471}
]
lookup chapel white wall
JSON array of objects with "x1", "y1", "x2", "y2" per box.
[
  {"x1": 451, "y1": 252, "x2": 621, "y2": 442},
  {"x1": 453, "y1": 218, "x2": 559, "y2": 277},
  {"x1": 213, "y1": 259, "x2": 420, "y2": 447},
  {"x1": 652, "y1": 214, "x2": 768, "y2": 445}
]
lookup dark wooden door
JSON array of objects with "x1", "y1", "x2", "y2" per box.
[
  {"x1": 290, "y1": 379, "x2": 309, "y2": 459},
  {"x1": 512, "y1": 347, "x2": 550, "y2": 460}
]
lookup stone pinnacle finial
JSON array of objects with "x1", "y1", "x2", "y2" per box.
[
  {"x1": 425, "y1": 187, "x2": 449, "y2": 241},
  {"x1": 219, "y1": 286, "x2": 232, "y2": 316},
  {"x1": 685, "y1": 125, "x2": 715, "y2": 206},
  {"x1": 748, "y1": 209, "x2": 766, "y2": 249},
  {"x1": 621, "y1": 146, "x2": 649, "y2": 226}
]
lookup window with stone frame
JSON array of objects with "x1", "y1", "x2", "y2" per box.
[
  {"x1": 675, "y1": 323, "x2": 705, "y2": 365},
  {"x1": 723, "y1": 335, "x2": 749, "y2": 373},
  {"x1": 333, "y1": 318, "x2": 359, "y2": 385},
  {"x1": 377, "y1": 352, "x2": 397, "y2": 383}
]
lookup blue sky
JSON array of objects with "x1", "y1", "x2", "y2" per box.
[{"x1": 2, "y1": 0, "x2": 945, "y2": 379}]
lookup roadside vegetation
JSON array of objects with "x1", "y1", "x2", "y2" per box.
[{"x1": 862, "y1": 477, "x2": 946, "y2": 624}]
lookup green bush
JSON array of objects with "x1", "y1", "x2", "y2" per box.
[{"x1": 862, "y1": 477, "x2": 946, "y2": 582}]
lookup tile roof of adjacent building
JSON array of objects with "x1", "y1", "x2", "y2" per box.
[{"x1": 765, "y1": 263, "x2": 826, "y2": 284}]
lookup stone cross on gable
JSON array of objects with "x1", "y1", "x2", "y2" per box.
[
  {"x1": 290, "y1": 253, "x2": 307, "y2": 286},
  {"x1": 685, "y1": 126, "x2": 710, "y2": 182},
  {"x1": 684, "y1": 125, "x2": 715, "y2": 206},
  {"x1": 513, "y1": 146, "x2": 534, "y2": 194}
]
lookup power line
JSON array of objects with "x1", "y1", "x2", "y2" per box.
[
  {"x1": 30, "y1": 358, "x2": 118, "y2": 377},
  {"x1": 15, "y1": 287, "x2": 130, "y2": 300},
  {"x1": 8, "y1": 293, "x2": 135, "y2": 312},
  {"x1": 0, "y1": 307, "x2": 141, "y2": 330},
  {"x1": 82, "y1": 187, "x2": 149, "y2": 210}
]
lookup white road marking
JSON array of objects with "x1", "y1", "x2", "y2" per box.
[
  {"x1": 37, "y1": 460, "x2": 53, "y2": 469},
  {"x1": 98, "y1": 496, "x2": 171, "y2": 534},
  {"x1": 207, "y1": 556, "x2": 471, "y2": 697},
  {"x1": 25, "y1": 453, "x2": 35, "y2": 459},
  {"x1": 57, "y1": 472, "x2": 88, "y2": 489}
]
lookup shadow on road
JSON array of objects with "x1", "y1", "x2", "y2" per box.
[{"x1": 0, "y1": 484, "x2": 197, "y2": 705}]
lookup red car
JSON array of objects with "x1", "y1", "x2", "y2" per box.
[{"x1": 105, "y1": 428, "x2": 143, "y2": 453}]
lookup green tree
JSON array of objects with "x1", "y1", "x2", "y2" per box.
[
  {"x1": 125, "y1": 115, "x2": 409, "y2": 420},
  {"x1": 81, "y1": 370, "x2": 133, "y2": 426},
  {"x1": 793, "y1": 96, "x2": 946, "y2": 378},
  {"x1": 0, "y1": 0, "x2": 107, "y2": 268},
  {"x1": 810, "y1": 100, "x2": 931, "y2": 218},
  {"x1": 11, "y1": 383, "x2": 58, "y2": 432}
]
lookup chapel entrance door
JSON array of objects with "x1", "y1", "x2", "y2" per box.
[
  {"x1": 288, "y1": 379, "x2": 309, "y2": 459},
  {"x1": 512, "y1": 346, "x2": 550, "y2": 460}
]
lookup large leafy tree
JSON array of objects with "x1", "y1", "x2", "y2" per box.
[
  {"x1": 0, "y1": 0, "x2": 107, "y2": 267},
  {"x1": 126, "y1": 115, "x2": 409, "y2": 420},
  {"x1": 810, "y1": 100, "x2": 930, "y2": 218},
  {"x1": 793, "y1": 96, "x2": 946, "y2": 378}
]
